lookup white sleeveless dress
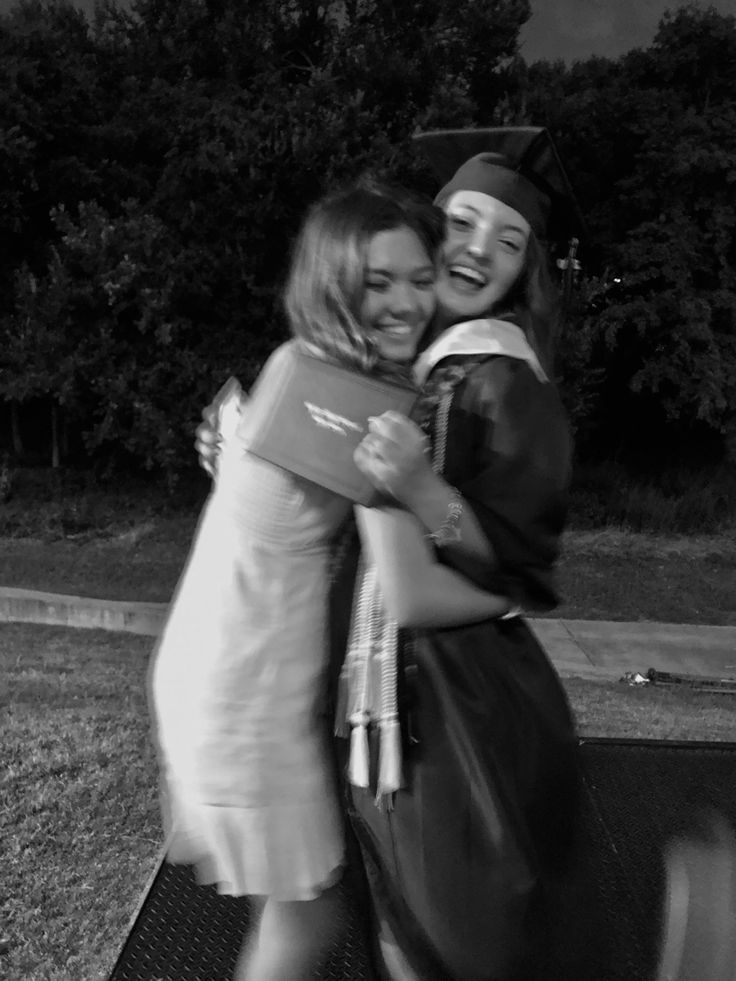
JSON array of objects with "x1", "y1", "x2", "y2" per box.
[{"x1": 150, "y1": 348, "x2": 351, "y2": 900}]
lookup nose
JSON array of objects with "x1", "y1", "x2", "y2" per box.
[
  {"x1": 467, "y1": 222, "x2": 493, "y2": 260},
  {"x1": 388, "y1": 281, "x2": 420, "y2": 317}
]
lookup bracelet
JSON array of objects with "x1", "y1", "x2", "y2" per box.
[
  {"x1": 426, "y1": 488, "x2": 463, "y2": 547},
  {"x1": 500, "y1": 605, "x2": 522, "y2": 620}
]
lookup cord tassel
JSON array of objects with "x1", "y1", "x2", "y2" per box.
[
  {"x1": 377, "y1": 716, "x2": 403, "y2": 801},
  {"x1": 333, "y1": 670, "x2": 350, "y2": 738},
  {"x1": 348, "y1": 713, "x2": 370, "y2": 788}
]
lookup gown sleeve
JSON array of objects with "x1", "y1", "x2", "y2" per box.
[{"x1": 439, "y1": 355, "x2": 572, "y2": 612}]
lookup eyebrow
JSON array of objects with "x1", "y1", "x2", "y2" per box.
[{"x1": 499, "y1": 224, "x2": 529, "y2": 237}]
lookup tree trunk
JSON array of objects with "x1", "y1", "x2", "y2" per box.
[
  {"x1": 51, "y1": 402, "x2": 60, "y2": 469},
  {"x1": 10, "y1": 401, "x2": 24, "y2": 456},
  {"x1": 61, "y1": 411, "x2": 70, "y2": 461},
  {"x1": 724, "y1": 414, "x2": 736, "y2": 468}
]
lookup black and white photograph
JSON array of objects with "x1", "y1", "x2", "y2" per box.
[{"x1": 2, "y1": 1, "x2": 735, "y2": 979}]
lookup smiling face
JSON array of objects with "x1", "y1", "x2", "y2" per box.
[
  {"x1": 435, "y1": 190, "x2": 530, "y2": 326},
  {"x1": 359, "y1": 226, "x2": 437, "y2": 364}
]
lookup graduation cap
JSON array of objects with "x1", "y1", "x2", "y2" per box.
[{"x1": 412, "y1": 126, "x2": 586, "y2": 248}]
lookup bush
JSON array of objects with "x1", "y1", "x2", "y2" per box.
[
  {"x1": 569, "y1": 460, "x2": 736, "y2": 534},
  {"x1": 0, "y1": 465, "x2": 208, "y2": 539}
]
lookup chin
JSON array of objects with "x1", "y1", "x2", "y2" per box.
[
  {"x1": 377, "y1": 340, "x2": 420, "y2": 364},
  {"x1": 391, "y1": 349, "x2": 418, "y2": 364},
  {"x1": 437, "y1": 290, "x2": 501, "y2": 323}
]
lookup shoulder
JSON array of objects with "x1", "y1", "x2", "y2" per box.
[
  {"x1": 459, "y1": 353, "x2": 548, "y2": 406},
  {"x1": 264, "y1": 337, "x2": 299, "y2": 366},
  {"x1": 457, "y1": 355, "x2": 570, "y2": 444},
  {"x1": 252, "y1": 338, "x2": 301, "y2": 383}
]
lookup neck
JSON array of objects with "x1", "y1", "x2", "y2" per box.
[{"x1": 432, "y1": 307, "x2": 517, "y2": 335}]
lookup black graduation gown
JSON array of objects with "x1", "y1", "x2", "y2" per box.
[{"x1": 337, "y1": 353, "x2": 580, "y2": 981}]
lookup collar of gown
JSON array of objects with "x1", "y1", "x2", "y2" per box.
[{"x1": 412, "y1": 318, "x2": 548, "y2": 387}]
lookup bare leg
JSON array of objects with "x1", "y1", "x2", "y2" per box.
[
  {"x1": 233, "y1": 896, "x2": 265, "y2": 980},
  {"x1": 377, "y1": 920, "x2": 422, "y2": 981},
  {"x1": 235, "y1": 883, "x2": 342, "y2": 981}
]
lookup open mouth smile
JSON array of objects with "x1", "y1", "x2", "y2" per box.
[{"x1": 448, "y1": 264, "x2": 489, "y2": 292}]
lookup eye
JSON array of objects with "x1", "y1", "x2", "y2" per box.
[
  {"x1": 500, "y1": 238, "x2": 522, "y2": 253},
  {"x1": 447, "y1": 214, "x2": 474, "y2": 232},
  {"x1": 414, "y1": 275, "x2": 436, "y2": 290},
  {"x1": 364, "y1": 278, "x2": 389, "y2": 291}
]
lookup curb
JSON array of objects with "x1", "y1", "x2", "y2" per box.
[
  {"x1": 0, "y1": 588, "x2": 573, "y2": 648},
  {"x1": 0, "y1": 589, "x2": 603, "y2": 677},
  {"x1": 3, "y1": 587, "x2": 734, "y2": 684},
  {"x1": 0, "y1": 587, "x2": 167, "y2": 636}
]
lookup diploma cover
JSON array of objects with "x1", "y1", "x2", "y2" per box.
[{"x1": 238, "y1": 342, "x2": 417, "y2": 505}]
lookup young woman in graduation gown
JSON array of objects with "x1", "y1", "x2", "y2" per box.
[{"x1": 332, "y1": 129, "x2": 582, "y2": 981}]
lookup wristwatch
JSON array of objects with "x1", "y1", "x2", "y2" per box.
[{"x1": 426, "y1": 488, "x2": 463, "y2": 547}]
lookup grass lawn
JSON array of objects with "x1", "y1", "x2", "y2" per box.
[
  {"x1": 1, "y1": 484, "x2": 735, "y2": 977},
  {"x1": 556, "y1": 529, "x2": 736, "y2": 625},
  {"x1": 3, "y1": 622, "x2": 736, "y2": 980},
  {"x1": 2, "y1": 625, "x2": 160, "y2": 981}
]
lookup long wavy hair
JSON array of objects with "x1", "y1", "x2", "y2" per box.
[
  {"x1": 498, "y1": 230, "x2": 561, "y2": 376},
  {"x1": 284, "y1": 183, "x2": 445, "y2": 379}
]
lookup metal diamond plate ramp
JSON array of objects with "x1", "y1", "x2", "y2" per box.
[{"x1": 109, "y1": 739, "x2": 736, "y2": 981}]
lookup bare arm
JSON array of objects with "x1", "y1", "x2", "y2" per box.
[
  {"x1": 356, "y1": 504, "x2": 510, "y2": 629},
  {"x1": 395, "y1": 466, "x2": 494, "y2": 562},
  {"x1": 357, "y1": 412, "x2": 496, "y2": 566}
]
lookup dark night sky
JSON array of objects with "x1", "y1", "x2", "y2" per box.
[
  {"x1": 1, "y1": 0, "x2": 735, "y2": 64},
  {"x1": 519, "y1": 0, "x2": 736, "y2": 63}
]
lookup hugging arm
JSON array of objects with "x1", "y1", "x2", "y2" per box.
[
  {"x1": 195, "y1": 386, "x2": 249, "y2": 478},
  {"x1": 357, "y1": 410, "x2": 496, "y2": 568},
  {"x1": 359, "y1": 360, "x2": 573, "y2": 608},
  {"x1": 355, "y1": 504, "x2": 510, "y2": 629},
  {"x1": 451, "y1": 360, "x2": 572, "y2": 609},
  {"x1": 195, "y1": 345, "x2": 298, "y2": 477}
]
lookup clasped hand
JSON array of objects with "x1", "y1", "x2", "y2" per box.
[
  {"x1": 354, "y1": 411, "x2": 433, "y2": 503},
  {"x1": 195, "y1": 403, "x2": 220, "y2": 478}
]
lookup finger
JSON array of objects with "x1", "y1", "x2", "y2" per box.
[
  {"x1": 364, "y1": 430, "x2": 404, "y2": 463},
  {"x1": 196, "y1": 448, "x2": 217, "y2": 477},
  {"x1": 367, "y1": 414, "x2": 389, "y2": 437},
  {"x1": 353, "y1": 440, "x2": 373, "y2": 467},
  {"x1": 354, "y1": 445, "x2": 379, "y2": 476},
  {"x1": 369, "y1": 414, "x2": 426, "y2": 452},
  {"x1": 360, "y1": 434, "x2": 387, "y2": 458},
  {"x1": 367, "y1": 412, "x2": 402, "y2": 438},
  {"x1": 202, "y1": 404, "x2": 218, "y2": 427},
  {"x1": 195, "y1": 424, "x2": 220, "y2": 446},
  {"x1": 379, "y1": 410, "x2": 410, "y2": 425},
  {"x1": 196, "y1": 449, "x2": 216, "y2": 478}
]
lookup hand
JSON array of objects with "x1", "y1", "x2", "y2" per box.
[
  {"x1": 194, "y1": 403, "x2": 221, "y2": 479},
  {"x1": 353, "y1": 411, "x2": 434, "y2": 504}
]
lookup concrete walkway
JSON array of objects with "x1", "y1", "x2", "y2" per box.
[{"x1": 1, "y1": 585, "x2": 735, "y2": 682}]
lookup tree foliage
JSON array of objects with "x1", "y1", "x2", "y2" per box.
[
  {"x1": 509, "y1": 3, "x2": 736, "y2": 461},
  {"x1": 1, "y1": 0, "x2": 734, "y2": 475}
]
